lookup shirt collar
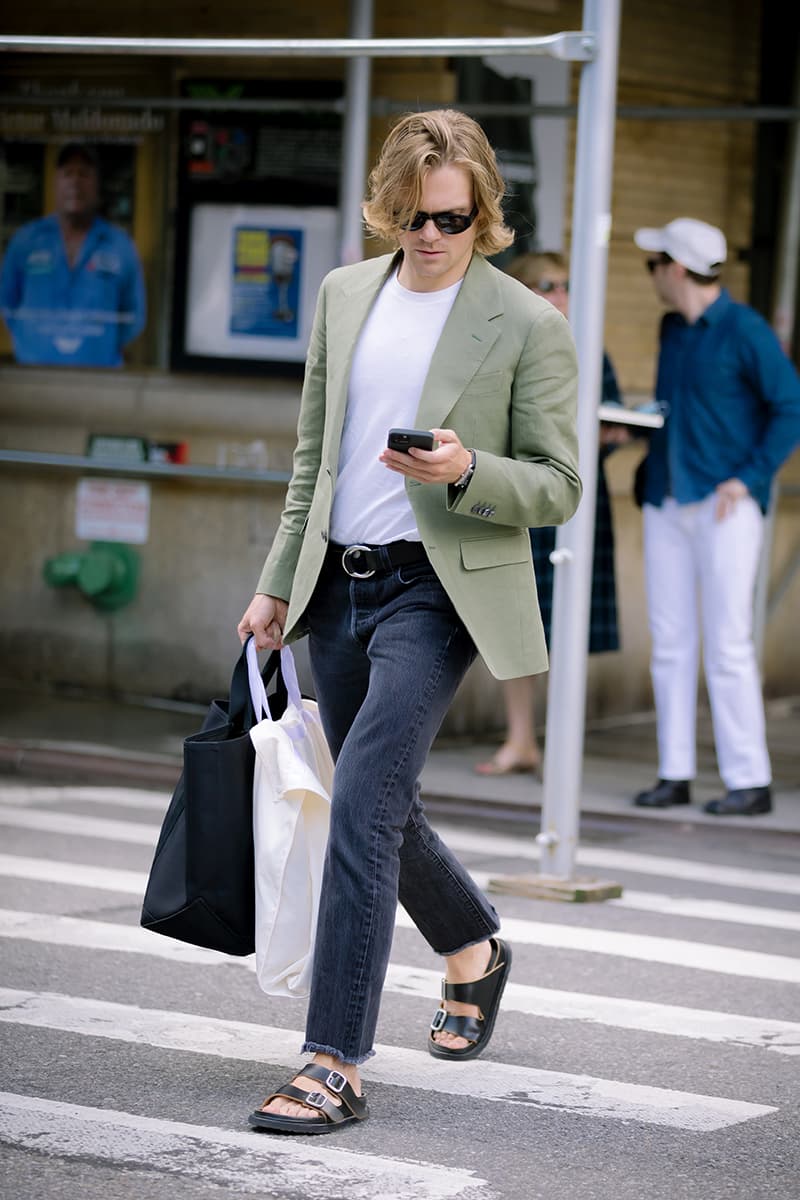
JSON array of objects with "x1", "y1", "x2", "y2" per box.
[{"x1": 696, "y1": 288, "x2": 731, "y2": 326}]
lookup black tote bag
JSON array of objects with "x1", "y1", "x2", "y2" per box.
[{"x1": 140, "y1": 638, "x2": 286, "y2": 956}]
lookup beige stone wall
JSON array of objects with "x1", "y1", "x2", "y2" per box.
[{"x1": 2, "y1": 0, "x2": 798, "y2": 728}]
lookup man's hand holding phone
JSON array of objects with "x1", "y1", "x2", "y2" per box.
[{"x1": 380, "y1": 427, "x2": 473, "y2": 485}]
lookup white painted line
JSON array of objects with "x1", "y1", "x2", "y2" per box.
[
  {"x1": 3, "y1": 846, "x2": 800, "y2": 981},
  {"x1": 0, "y1": 784, "x2": 169, "y2": 811},
  {"x1": 401, "y1": 909, "x2": 800, "y2": 983},
  {"x1": 0, "y1": 909, "x2": 231, "y2": 966},
  {"x1": 382, "y1": 965, "x2": 800, "y2": 1056},
  {"x1": 467, "y1": 871, "x2": 800, "y2": 935},
  {"x1": 0, "y1": 806, "x2": 156, "y2": 844},
  {"x1": 3, "y1": 909, "x2": 798, "y2": 1055},
  {"x1": 2, "y1": 802, "x2": 799, "y2": 897},
  {"x1": 0, "y1": 989, "x2": 777, "y2": 1131},
  {"x1": 611, "y1": 890, "x2": 800, "y2": 932},
  {"x1": 0, "y1": 1092, "x2": 485, "y2": 1200},
  {"x1": 436, "y1": 823, "x2": 800, "y2": 897},
  {"x1": 0, "y1": 854, "x2": 146, "y2": 895}
]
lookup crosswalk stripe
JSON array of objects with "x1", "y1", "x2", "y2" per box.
[
  {"x1": 468, "y1": 871, "x2": 800, "y2": 934},
  {"x1": 0, "y1": 784, "x2": 170, "y2": 811},
  {"x1": 0, "y1": 1092, "x2": 485, "y2": 1199},
  {"x1": 3, "y1": 908, "x2": 797, "y2": 1054},
  {"x1": 0, "y1": 988, "x2": 777, "y2": 1131},
  {"x1": 0, "y1": 853, "x2": 146, "y2": 894},
  {"x1": 609, "y1": 890, "x2": 800, "y2": 932},
  {"x1": 3, "y1": 849, "x2": 796, "y2": 938},
  {"x1": 435, "y1": 823, "x2": 800, "y2": 896},
  {"x1": 0, "y1": 806, "x2": 157, "y2": 843},
  {"x1": 2, "y1": 801, "x2": 799, "y2": 897},
  {"x1": 3, "y1": 844, "x2": 800, "y2": 980},
  {"x1": 396, "y1": 909, "x2": 800, "y2": 983}
]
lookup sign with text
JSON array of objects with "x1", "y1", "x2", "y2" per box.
[
  {"x1": 75, "y1": 478, "x2": 150, "y2": 544},
  {"x1": 184, "y1": 204, "x2": 337, "y2": 362}
]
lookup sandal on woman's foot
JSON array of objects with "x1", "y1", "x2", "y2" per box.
[
  {"x1": 428, "y1": 937, "x2": 512, "y2": 1061},
  {"x1": 248, "y1": 1063, "x2": 368, "y2": 1135},
  {"x1": 474, "y1": 754, "x2": 541, "y2": 778}
]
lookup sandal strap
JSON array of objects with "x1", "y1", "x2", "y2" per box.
[
  {"x1": 430, "y1": 1010, "x2": 484, "y2": 1043},
  {"x1": 269, "y1": 1082, "x2": 347, "y2": 1124},
  {"x1": 299, "y1": 1062, "x2": 368, "y2": 1118},
  {"x1": 441, "y1": 940, "x2": 506, "y2": 1012}
]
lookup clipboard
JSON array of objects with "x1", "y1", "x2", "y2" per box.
[{"x1": 598, "y1": 403, "x2": 664, "y2": 430}]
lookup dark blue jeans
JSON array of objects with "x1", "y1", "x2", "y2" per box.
[{"x1": 301, "y1": 548, "x2": 500, "y2": 1064}]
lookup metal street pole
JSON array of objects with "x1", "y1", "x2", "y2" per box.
[
  {"x1": 537, "y1": 0, "x2": 622, "y2": 885},
  {"x1": 339, "y1": 0, "x2": 374, "y2": 266}
]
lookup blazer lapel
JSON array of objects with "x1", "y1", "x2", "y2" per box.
[
  {"x1": 323, "y1": 253, "x2": 398, "y2": 456},
  {"x1": 415, "y1": 254, "x2": 503, "y2": 431}
]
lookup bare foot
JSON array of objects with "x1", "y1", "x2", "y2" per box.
[
  {"x1": 256, "y1": 1053, "x2": 361, "y2": 1120},
  {"x1": 431, "y1": 939, "x2": 493, "y2": 1051}
]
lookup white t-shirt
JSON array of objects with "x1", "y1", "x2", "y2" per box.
[{"x1": 329, "y1": 270, "x2": 462, "y2": 545}]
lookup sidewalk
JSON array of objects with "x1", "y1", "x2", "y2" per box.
[{"x1": 1, "y1": 683, "x2": 798, "y2": 836}]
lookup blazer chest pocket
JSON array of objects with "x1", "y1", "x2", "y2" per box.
[
  {"x1": 460, "y1": 532, "x2": 530, "y2": 570},
  {"x1": 459, "y1": 369, "x2": 508, "y2": 398}
]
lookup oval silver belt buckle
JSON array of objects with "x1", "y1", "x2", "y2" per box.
[{"x1": 341, "y1": 544, "x2": 376, "y2": 578}]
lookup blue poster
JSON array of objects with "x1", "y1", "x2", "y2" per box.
[{"x1": 230, "y1": 226, "x2": 302, "y2": 338}]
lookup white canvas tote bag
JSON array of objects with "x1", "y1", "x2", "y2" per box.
[{"x1": 246, "y1": 640, "x2": 333, "y2": 997}]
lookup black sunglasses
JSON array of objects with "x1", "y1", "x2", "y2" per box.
[
  {"x1": 536, "y1": 278, "x2": 569, "y2": 294},
  {"x1": 403, "y1": 205, "x2": 478, "y2": 235},
  {"x1": 646, "y1": 253, "x2": 673, "y2": 273}
]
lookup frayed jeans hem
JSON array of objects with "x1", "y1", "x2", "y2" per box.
[{"x1": 301, "y1": 1040, "x2": 376, "y2": 1066}]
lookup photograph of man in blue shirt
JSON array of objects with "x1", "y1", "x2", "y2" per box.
[{"x1": 0, "y1": 142, "x2": 146, "y2": 367}]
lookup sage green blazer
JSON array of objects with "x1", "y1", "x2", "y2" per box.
[{"x1": 256, "y1": 251, "x2": 581, "y2": 679}]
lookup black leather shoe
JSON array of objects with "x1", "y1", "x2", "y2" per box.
[
  {"x1": 703, "y1": 786, "x2": 772, "y2": 816},
  {"x1": 633, "y1": 779, "x2": 691, "y2": 808}
]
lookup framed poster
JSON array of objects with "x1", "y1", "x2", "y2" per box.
[{"x1": 184, "y1": 204, "x2": 338, "y2": 363}]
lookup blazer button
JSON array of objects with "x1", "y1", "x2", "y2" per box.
[{"x1": 321, "y1": 530, "x2": 328, "y2": 542}]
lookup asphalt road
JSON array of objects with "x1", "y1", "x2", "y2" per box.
[{"x1": 0, "y1": 777, "x2": 798, "y2": 1200}]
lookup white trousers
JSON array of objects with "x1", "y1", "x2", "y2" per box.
[{"x1": 643, "y1": 496, "x2": 771, "y2": 789}]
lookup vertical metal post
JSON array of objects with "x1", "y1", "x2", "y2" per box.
[
  {"x1": 538, "y1": 0, "x2": 622, "y2": 878},
  {"x1": 755, "y1": 59, "x2": 800, "y2": 667},
  {"x1": 338, "y1": 0, "x2": 373, "y2": 265}
]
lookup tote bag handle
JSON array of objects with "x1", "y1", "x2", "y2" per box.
[{"x1": 246, "y1": 637, "x2": 303, "y2": 722}]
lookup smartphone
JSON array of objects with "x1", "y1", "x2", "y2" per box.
[{"x1": 387, "y1": 428, "x2": 435, "y2": 453}]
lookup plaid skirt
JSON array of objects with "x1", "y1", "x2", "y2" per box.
[{"x1": 531, "y1": 458, "x2": 619, "y2": 654}]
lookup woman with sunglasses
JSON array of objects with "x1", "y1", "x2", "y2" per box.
[
  {"x1": 238, "y1": 110, "x2": 580, "y2": 1135},
  {"x1": 475, "y1": 251, "x2": 629, "y2": 777}
]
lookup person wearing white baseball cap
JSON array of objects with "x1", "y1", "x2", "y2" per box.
[
  {"x1": 632, "y1": 217, "x2": 800, "y2": 817},
  {"x1": 634, "y1": 218, "x2": 727, "y2": 278}
]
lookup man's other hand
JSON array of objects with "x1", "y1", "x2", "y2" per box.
[
  {"x1": 714, "y1": 478, "x2": 749, "y2": 521},
  {"x1": 237, "y1": 593, "x2": 288, "y2": 649}
]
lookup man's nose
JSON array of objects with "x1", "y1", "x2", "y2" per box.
[{"x1": 419, "y1": 218, "x2": 439, "y2": 240}]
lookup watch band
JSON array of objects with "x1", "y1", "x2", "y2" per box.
[{"x1": 454, "y1": 448, "x2": 476, "y2": 490}]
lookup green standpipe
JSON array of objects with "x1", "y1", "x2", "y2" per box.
[{"x1": 43, "y1": 542, "x2": 139, "y2": 611}]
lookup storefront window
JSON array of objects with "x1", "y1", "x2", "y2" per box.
[{"x1": 170, "y1": 77, "x2": 343, "y2": 375}]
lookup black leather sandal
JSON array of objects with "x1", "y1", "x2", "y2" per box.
[
  {"x1": 428, "y1": 936, "x2": 512, "y2": 1061},
  {"x1": 248, "y1": 1063, "x2": 369, "y2": 1135}
]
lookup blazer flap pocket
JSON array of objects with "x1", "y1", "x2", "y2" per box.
[{"x1": 460, "y1": 533, "x2": 529, "y2": 571}]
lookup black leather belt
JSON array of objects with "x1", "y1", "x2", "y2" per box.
[{"x1": 329, "y1": 541, "x2": 428, "y2": 579}]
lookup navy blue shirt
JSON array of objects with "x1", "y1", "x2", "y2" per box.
[
  {"x1": 642, "y1": 289, "x2": 800, "y2": 513},
  {"x1": 0, "y1": 214, "x2": 146, "y2": 367}
]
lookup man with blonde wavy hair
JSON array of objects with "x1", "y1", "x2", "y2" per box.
[{"x1": 239, "y1": 109, "x2": 580, "y2": 1135}]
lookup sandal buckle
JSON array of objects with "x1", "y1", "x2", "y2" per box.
[
  {"x1": 431, "y1": 1008, "x2": 447, "y2": 1032},
  {"x1": 325, "y1": 1070, "x2": 347, "y2": 1093},
  {"x1": 304, "y1": 1091, "x2": 328, "y2": 1109}
]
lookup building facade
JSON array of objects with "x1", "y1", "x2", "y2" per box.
[{"x1": 0, "y1": 0, "x2": 798, "y2": 731}]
